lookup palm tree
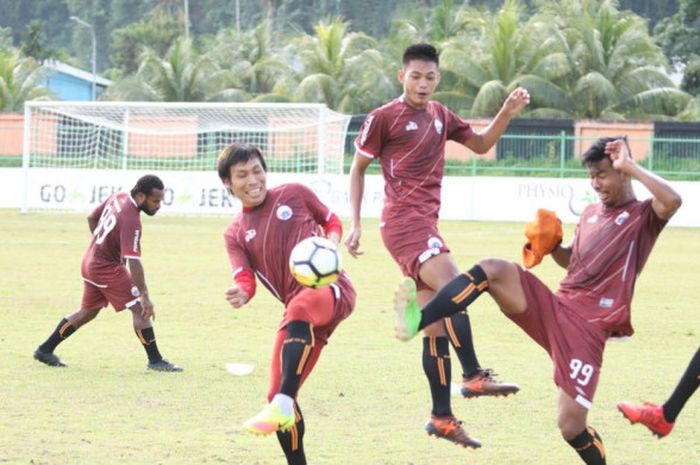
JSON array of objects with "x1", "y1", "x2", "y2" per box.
[
  {"x1": 105, "y1": 38, "x2": 244, "y2": 102},
  {"x1": 206, "y1": 22, "x2": 294, "y2": 101},
  {"x1": 292, "y1": 17, "x2": 395, "y2": 113},
  {"x1": 540, "y1": 0, "x2": 690, "y2": 119},
  {"x1": 0, "y1": 49, "x2": 50, "y2": 111},
  {"x1": 438, "y1": 0, "x2": 574, "y2": 117}
]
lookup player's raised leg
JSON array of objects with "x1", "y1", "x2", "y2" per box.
[
  {"x1": 394, "y1": 264, "x2": 491, "y2": 341},
  {"x1": 243, "y1": 287, "x2": 334, "y2": 438},
  {"x1": 419, "y1": 254, "x2": 519, "y2": 398}
]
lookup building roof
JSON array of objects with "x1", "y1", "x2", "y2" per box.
[{"x1": 44, "y1": 60, "x2": 112, "y2": 87}]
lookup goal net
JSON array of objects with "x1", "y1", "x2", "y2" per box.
[{"x1": 22, "y1": 101, "x2": 352, "y2": 212}]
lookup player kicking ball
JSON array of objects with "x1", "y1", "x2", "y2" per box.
[
  {"x1": 217, "y1": 143, "x2": 355, "y2": 465},
  {"x1": 34, "y1": 175, "x2": 182, "y2": 372},
  {"x1": 394, "y1": 137, "x2": 682, "y2": 464}
]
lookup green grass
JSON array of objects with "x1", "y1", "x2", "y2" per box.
[{"x1": 0, "y1": 210, "x2": 698, "y2": 465}]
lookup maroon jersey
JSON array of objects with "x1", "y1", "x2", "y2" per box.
[
  {"x1": 557, "y1": 199, "x2": 666, "y2": 336},
  {"x1": 354, "y1": 97, "x2": 474, "y2": 219},
  {"x1": 82, "y1": 192, "x2": 142, "y2": 274},
  {"x1": 224, "y1": 183, "x2": 353, "y2": 306}
]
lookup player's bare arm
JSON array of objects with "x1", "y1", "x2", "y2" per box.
[
  {"x1": 345, "y1": 152, "x2": 373, "y2": 258},
  {"x1": 464, "y1": 87, "x2": 530, "y2": 154},
  {"x1": 224, "y1": 285, "x2": 249, "y2": 309},
  {"x1": 551, "y1": 242, "x2": 572, "y2": 269},
  {"x1": 128, "y1": 258, "x2": 154, "y2": 320},
  {"x1": 605, "y1": 139, "x2": 682, "y2": 220}
]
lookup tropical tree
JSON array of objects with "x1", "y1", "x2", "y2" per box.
[
  {"x1": 292, "y1": 17, "x2": 395, "y2": 113},
  {"x1": 540, "y1": 0, "x2": 690, "y2": 119},
  {"x1": 105, "y1": 38, "x2": 242, "y2": 102},
  {"x1": 205, "y1": 22, "x2": 293, "y2": 101},
  {"x1": 0, "y1": 48, "x2": 50, "y2": 111},
  {"x1": 433, "y1": 0, "x2": 573, "y2": 116},
  {"x1": 110, "y1": 16, "x2": 182, "y2": 75}
]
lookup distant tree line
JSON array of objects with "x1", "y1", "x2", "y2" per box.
[{"x1": 0, "y1": 0, "x2": 697, "y2": 120}]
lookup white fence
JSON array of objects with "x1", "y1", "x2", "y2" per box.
[{"x1": 1, "y1": 168, "x2": 698, "y2": 227}]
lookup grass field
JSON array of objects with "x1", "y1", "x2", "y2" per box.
[{"x1": 1, "y1": 210, "x2": 698, "y2": 465}]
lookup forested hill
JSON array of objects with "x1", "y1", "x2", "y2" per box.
[{"x1": 0, "y1": 0, "x2": 679, "y2": 72}]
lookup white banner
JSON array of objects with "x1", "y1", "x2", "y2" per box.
[{"x1": 3, "y1": 168, "x2": 698, "y2": 227}]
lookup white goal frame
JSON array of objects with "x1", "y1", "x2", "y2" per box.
[{"x1": 22, "y1": 101, "x2": 352, "y2": 213}]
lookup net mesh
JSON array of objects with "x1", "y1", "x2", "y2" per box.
[{"x1": 25, "y1": 102, "x2": 352, "y2": 173}]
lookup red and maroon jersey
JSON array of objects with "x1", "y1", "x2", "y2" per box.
[
  {"x1": 224, "y1": 183, "x2": 353, "y2": 306},
  {"x1": 82, "y1": 192, "x2": 142, "y2": 272},
  {"x1": 557, "y1": 199, "x2": 667, "y2": 336},
  {"x1": 354, "y1": 97, "x2": 474, "y2": 219}
]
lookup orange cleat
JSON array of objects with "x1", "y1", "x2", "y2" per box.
[
  {"x1": 617, "y1": 401, "x2": 674, "y2": 438},
  {"x1": 461, "y1": 369, "x2": 520, "y2": 398},
  {"x1": 425, "y1": 414, "x2": 482, "y2": 449}
]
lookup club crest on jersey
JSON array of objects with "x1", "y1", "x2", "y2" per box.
[
  {"x1": 434, "y1": 119, "x2": 443, "y2": 135},
  {"x1": 405, "y1": 120, "x2": 418, "y2": 131},
  {"x1": 131, "y1": 286, "x2": 141, "y2": 297},
  {"x1": 245, "y1": 229, "x2": 257, "y2": 242},
  {"x1": 614, "y1": 211, "x2": 630, "y2": 225},
  {"x1": 276, "y1": 205, "x2": 293, "y2": 220},
  {"x1": 427, "y1": 236, "x2": 443, "y2": 249}
]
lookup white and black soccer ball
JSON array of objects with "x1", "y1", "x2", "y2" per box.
[{"x1": 289, "y1": 236, "x2": 342, "y2": 288}]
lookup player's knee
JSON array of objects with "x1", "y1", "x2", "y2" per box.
[
  {"x1": 477, "y1": 258, "x2": 509, "y2": 282},
  {"x1": 69, "y1": 308, "x2": 99, "y2": 327},
  {"x1": 285, "y1": 305, "x2": 314, "y2": 324},
  {"x1": 558, "y1": 415, "x2": 585, "y2": 441}
]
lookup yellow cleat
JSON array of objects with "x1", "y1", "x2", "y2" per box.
[{"x1": 242, "y1": 402, "x2": 295, "y2": 435}]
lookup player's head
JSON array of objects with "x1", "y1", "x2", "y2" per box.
[
  {"x1": 217, "y1": 143, "x2": 268, "y2": 208},
  {"x1": 399, "y1": 43, "x2": 440, "y2": 110},
  {"x1": 131, "y1": 174, "x2": 164, "y2": 216},
  {"x1": 582, "y1": 136, "x2": 632, "y2": 207}
]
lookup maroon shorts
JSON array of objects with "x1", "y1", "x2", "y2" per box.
[
  {"x1": 81, "y1": 265, "x2": 140, "y2": 311},
  {"x1": 268, "y1": 282, "x2": 355, "y2": 401},
  {"x1": 380, "y1": 215, "x2": 450, "y2": 291},
  {"x1": 507, "y1": 267, "x2": 608, "y2": 409}
]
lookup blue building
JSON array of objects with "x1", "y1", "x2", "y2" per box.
[{"x1": 43, "y1": 60, "x2": 111, "y2": 101}]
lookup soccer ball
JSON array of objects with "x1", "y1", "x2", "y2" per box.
[{"x1": 289, "y1": 236, "x2": 342, "y2": 288}]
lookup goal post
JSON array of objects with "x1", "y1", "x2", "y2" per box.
[{"x1": 22, "y1": 101, "x2": 352, "y2": 213}]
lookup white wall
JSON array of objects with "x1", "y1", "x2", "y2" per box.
[{"x1": 2, "y1": 167, "x2": 698, "y2": 227}]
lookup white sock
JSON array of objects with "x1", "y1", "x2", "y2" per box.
[{"x1": 272, "y1": 393, "x2": 294, "y2": 416}]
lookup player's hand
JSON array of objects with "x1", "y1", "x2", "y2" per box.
[
  {"x1": 140, "y1": 294, "x2": 155, "y2": 320},
  {"x1": 326, "y1": 231, "x2": 341, "y2": 246},
  {"x1": 225, "y1": 285, "x2": 249, "y2": 309},
  {"x1": 502, "y1": 87, "x2": 530, "y2": 116},
  {"x1": 344, "y1": 226, "x2": 363, "y2": 258},
  {"x1": 605, "y1": 138, "x2": 636, "y2": 173}
]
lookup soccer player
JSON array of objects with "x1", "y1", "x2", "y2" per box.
[
  {"x1": 346, "y1": 42, "x2": 528, "y2": 447},
  {"x1": 393, "y1": 136, "x2": 682, "y2": 464},
  {"x1": 218, "y1": 143, "x2": 355, "y2": 465},
  {"x1": 34, "y1": 175, "x2": 182, "y2": 372},
  {"x1": 617, "y1": 345, "x2": 699, "y2": 438}
]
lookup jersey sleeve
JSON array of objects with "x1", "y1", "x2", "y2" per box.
[
  {"x1": 444, "y1": 106, "x2": 474, "y2": 143},
  {"x1": 120, "y1": 212, "x2": 142, "y2": 260},
  {"x1": 354, "y1": 108, "x2": 386, "y2": 159},
  {"x1": 224, "y1": 221, "x2": 254, "y2": 279},
  {"x1": 292, "y1": 184, "x2": 332, "y2": 225}
]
